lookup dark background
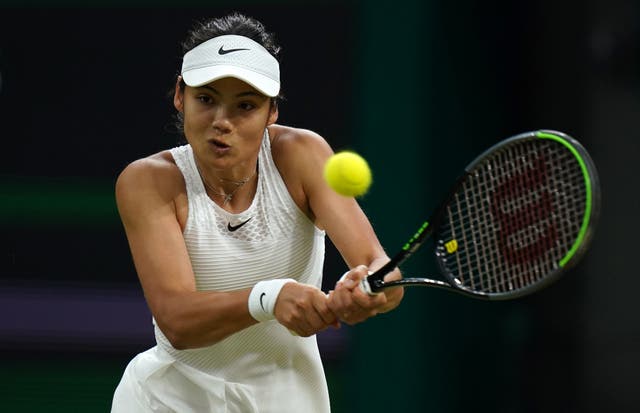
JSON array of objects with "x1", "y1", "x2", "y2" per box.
[{"x1": 1, "y1": 1, "x2": 638, "y2": 412}]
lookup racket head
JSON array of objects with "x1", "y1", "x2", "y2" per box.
[{"x1": 434, "y1": 130, "x2": 600, "y2": 300}]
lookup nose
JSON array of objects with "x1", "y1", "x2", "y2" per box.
[{"x1": 211, "y1": 106, "x2": 232, "y2": 135}]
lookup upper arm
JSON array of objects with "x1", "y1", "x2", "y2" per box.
[
  {"x1": 272, "y1": 128, "x2": 388, "y2": 269},
  {"x1": 115, "y1": 156, "x2": 196, "y2": 319}
]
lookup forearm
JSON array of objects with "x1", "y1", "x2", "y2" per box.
[{"x1": 152, "y1": 289, "x2": 256, "y2": 350}]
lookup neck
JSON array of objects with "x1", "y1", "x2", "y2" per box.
[{"x1": 194, "y1": 159, "x2": 258, "y2": 206}]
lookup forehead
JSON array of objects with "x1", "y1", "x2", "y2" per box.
[{"x1": 197, "y1": 77, "x2": 266, "y2": 97}]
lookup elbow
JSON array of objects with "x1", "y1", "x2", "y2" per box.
[
  {"x1": 164, "y1": 326, "x2": 222, "y2": 350},
  {"x1": 152, "y1": 299, "x2": 199, "y2": 350},
  {"x1": 166, "y1": 332, "x2": 190, "y2": 350},
  {"x1": 151, "y1": 298, "x2": 234, "y2": 350},
  {"x1": 156, "y1": 314, "x2": 193, "y2": 350},
  {"x1": 158, "y1": 316, "x2": 221, "y2": 350}
]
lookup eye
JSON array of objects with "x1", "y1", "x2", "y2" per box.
[
  {"x1": 239, "y1": 102, "x2": 256, "y2": 111},
  {"x1": 196, "y1": 95, "x2": 213, "y2": 104}
]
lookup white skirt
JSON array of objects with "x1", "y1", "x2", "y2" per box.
[{"x1": 111, "y1": 346, "x2": 260, "y2": 413}]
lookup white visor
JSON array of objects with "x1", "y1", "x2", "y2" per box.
[{"x1": 181, "y1": 35, "x2": 280, "y2": 97}]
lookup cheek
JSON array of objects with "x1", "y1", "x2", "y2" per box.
[
  {"x1": 183, "y1": 109, "x2": 210, "y2": 132},
  {"x1": 182, "y1": 115, "x2": 210, "y2": 146},
  {"x1": 236, "y1": 109, "x2": 272, "y2": 132}
]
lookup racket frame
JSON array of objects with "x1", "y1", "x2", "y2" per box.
[{"x1": 362, "y1": 130, "x2": 600, "y2": 300}]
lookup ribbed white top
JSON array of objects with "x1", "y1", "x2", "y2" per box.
[{"x1": 154, "y1": 130, "x2": 330, "y2": 412}]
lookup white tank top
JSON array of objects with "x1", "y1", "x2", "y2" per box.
[{"x1": 157, "y1": 130, "x2": 330, "y2": 412}]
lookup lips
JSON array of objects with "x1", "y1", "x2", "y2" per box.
[
  {"x1": 210, "y1": 139, "x2": 230, "y2": 149},
  {"x1": 206, "y1": 138, "x2": 232, "y2": 155}
]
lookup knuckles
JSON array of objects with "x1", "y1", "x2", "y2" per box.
[{"x1": 279, "y1": 281, "x2": 389, "y2": 331}]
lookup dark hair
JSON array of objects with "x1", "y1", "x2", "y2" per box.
[
  {"x1": 181, "y1": 13, "x2": 281, "y2": 61},
  {"x1": 171, "y1": 13, "x2": 282, "y2": 136}
]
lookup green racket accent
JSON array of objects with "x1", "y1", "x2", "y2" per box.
[
  {"x1": 536, "y1": 131, "x2": 593, "y2": 267},
  {"x1": 365, "y1": 129, "x2": 599, "y2": 299},
  {"x1": 402, "y1": 221, "x2": 429, "y2": 251}
]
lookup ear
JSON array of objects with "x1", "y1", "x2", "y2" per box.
[
  {"x1": 267, "y1": 102, "x2": 279, "y2": 126},
  {"x1": 173, "y1": 76, "x2": 184, "y2": 112}
]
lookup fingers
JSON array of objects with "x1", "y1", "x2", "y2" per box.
[
  {"x1": 378, "y1": 267, "x2": 404, "y2": 313},
  {"x1": 312, "y1": 293, "x2": 341, "y2": 328},
  {"x1": 328, "y1": 265, "x2": 388, "y2": 325},
  {"x1": 274, "y1": 283, "x2": 339, "y2": 337},
  {"x1": 271, "y1": 265, "x2": 400, "y2": 335}
]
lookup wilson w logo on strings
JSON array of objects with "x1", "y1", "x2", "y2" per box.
[{"x1": 490, "y1": 153, "x2": 557, "y2": 265}]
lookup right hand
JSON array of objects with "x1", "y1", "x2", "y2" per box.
[
  {"x1": 327, "y1": 265, "x2": 389, "y2": 325},
  {"x1": 274, "y1": 282, "x2": 340, "y2": 337}
]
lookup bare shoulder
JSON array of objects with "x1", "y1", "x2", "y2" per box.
[
  {"x1": 268, "y1": 124, "x2": 336, "y2": 218},
  {"x1": 116, "y1": 151, "x2": 183, "y2": 195},
  {"x1": 269, "y1": 124, "x2": 334, "y2": 172},
  {"x1": 270, "y1": 123, "x2": 334, "y2": 168},
  {"x1": 115, "y1": 150, "x2": 186, "y2": 225}
]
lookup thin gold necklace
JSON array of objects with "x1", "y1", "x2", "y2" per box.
[{"x1": 196, "y1": 163, "x2": 256, "y2": 206}]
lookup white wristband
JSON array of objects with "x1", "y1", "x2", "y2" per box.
[{"x1": 248, "y1": 279, "x2": 296, "y2": 322}]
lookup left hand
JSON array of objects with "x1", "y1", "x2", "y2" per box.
[{"x1": 327, "y1": 265, "x2": 390, "y2": 325}]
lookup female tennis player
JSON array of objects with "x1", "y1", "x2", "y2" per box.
[{"x1": 110, "y1": 13, "x2": 403, "y2": 412}]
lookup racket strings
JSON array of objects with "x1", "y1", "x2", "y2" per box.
[{"x1": 438, "y1": 139, "x2": 588, "y2": 294}]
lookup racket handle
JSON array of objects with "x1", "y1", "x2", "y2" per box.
[
  {"x1": 359, "y1": 278, "x2": 380, "y2": 296},
  {"x1": 342, "y1": 269, "x2": 381, "y2": 295}
]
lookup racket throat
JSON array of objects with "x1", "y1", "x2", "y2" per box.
[{"x1": 370, "y1": 277, "x2": 490, "y2": 299}]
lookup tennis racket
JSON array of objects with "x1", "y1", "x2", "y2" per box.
[{"x1": 361, "y1": 130, "x2": 600, "y2": 300}]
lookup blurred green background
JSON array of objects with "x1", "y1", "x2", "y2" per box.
[{"x1": 1, "y1": 0, "x2": 638, "y2": 412}]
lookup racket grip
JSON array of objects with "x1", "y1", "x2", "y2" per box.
[
  {"x1": 341, "y1": 269, "x2": 380, "y2": 295},
  {"x1": 359, "y1": 278, "x2": 380, "y2": 296}
]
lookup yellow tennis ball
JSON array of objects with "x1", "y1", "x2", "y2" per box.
[{"x1": 323, "y1": 151, "x2": 372, "y2": 197}]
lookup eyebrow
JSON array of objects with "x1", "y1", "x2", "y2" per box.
[{"x1": 199, "y1": 85, "x2": 266, "y2": 99}]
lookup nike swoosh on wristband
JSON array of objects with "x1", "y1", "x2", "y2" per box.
[
  {"x1": 227, "y1": 218, "x2": 252, "y2": 232},
  {"x1": 218, "y1": 46, "x2": 250, "y2": 55},
  {"x1": 259, "y1": 292, "x2": 267, "y2": 311}
]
